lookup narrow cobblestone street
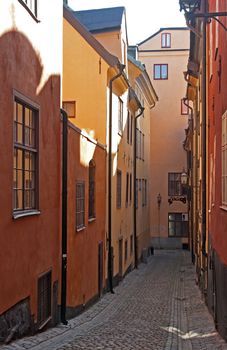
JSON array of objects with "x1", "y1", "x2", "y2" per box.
[{"x1": 1, "y1": 251, "x2": 227, "y2": 350}]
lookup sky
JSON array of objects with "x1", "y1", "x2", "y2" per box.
[{"x1": 68, "y1": 0, "x2": 186, "y2": 45}]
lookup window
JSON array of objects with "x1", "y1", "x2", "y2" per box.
[
  {"x1": 118, "y1": 98, "x2": 123, "y2": 135},
  {"x1": 125, "y1": 240, "x2": 128, "y2": 262},
  {"x1": 161, "y1": 33, "x2": 171, "y2": 48},
  {"x1": 127, "y1": 111, "x2": 130, "y2": 144},
  {"x1": 168, "y1": 173, "x2": 182, "y2": 196},
  {"x1": 136, "y1": 128, "x2": 140, "y2": 158},
  {"x1": 129, "y1": 173, "x2": 132, "y2": 205},
  {"x1": 37, "y1": 271, "x2": 51, "y2": 327},
  {"x1": 142, "y1": 133, "x2": 145, "y2": 160},
  {"x1": 130, "y1": 234, "x2": 133, "y2": 255},
  {"x1": 76, "y1": 181, "x2": 85, "y2": 230},
  {"x1": 88, "y1": 160, "x2": 95, "y2": 220},
  {"x1": 13, "y1": 99, "x2": 38, "y2": 213},
  {"x1": 168, "y1": 213, "x2": 188, "y2": 237},
  {"x1": 130, "y1": 113, "x2": 133, "y2": 145},
  {"x1": 19, "y1": 0, "x2": 38, "y2": 19},
  {"x1": 142, "y1": 179, "x2": 147, "y2": 207},
  {"x1": 126, "y1": 172, "x2": 129, "y2": 207},
  {"x1": 181, "y1": 99, "x2": 189, "y2": 115},
  {"x1": 62, "y1": 101, "x2": 76, "y2": 118},
  {"x1": 154, "y1": 64, "x2": 168, "y2": 80},
  {"x1": 136, "y1": 179, "x2": 138, "y2": 209},
  {"x1": 222, "y1": 110, "x2": 227, "y2": 206},
  {"x1": 117, "y1": 170, "x2": 122, "y2": 208}
]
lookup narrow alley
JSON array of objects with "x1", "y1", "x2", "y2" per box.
[{"x1": 2, "y1": 251, "x2": 226, "y2": 350}]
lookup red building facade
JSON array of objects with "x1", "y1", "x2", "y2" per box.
[{"x1": 207, "y1": 0, "x2": 227, "y2": 340}]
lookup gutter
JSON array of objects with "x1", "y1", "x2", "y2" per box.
[
  {"x1": 133, "y1": 99, "x2": 156, "y2": 268},
  {"x1": 108, "y1": 63, "x2": 125, "y2": 293},
  {"x1": 60, "y1": 108, "x2": 68, "y2": 325},
  {"x1": 183, "y1": 98, "x2": 195, "y2": 264},
  {"x1": 133, "y1": 106, "x2": 144, "y2": 269}
]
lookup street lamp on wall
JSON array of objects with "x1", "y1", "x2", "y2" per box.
[
  {"x1": 179, "y1": 0, "x2": 201, "y2": 14},
  {"x1": 181, "y1": 169, "x2": 188, "y2": 186}
]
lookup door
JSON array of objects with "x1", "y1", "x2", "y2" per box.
[{"x1": 118, "y1": 239, "x2": 123, "y2": 280}]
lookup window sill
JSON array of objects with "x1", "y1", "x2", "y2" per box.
[
  {"x1": 220, "y1": 205, "x2": 227, "y2": 212},
  {"x1": 13, "y1": 210, "x2": 41, "y2": 220},
  {"x1": 76, "y1": 226, "x2": 86, "y2": 232},
  {"x1": 18, "y1": 0, "x2": 40, "y2": 23},
  {"x1": 88, "y1": 217, "x2": 96, "y2": 223},
  {"x1": 38, "y1": 316, "x2": 52, "y2": 331}
]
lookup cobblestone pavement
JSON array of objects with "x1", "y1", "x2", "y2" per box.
[{"x1": 1, "y1": 250, "x2": 227, "y2": 350}]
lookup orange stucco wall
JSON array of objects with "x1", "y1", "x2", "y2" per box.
[
  {"x1": 0, "y1": 31, "x2": 61, "y2": 319},
  {"x1": 67, "y1": 125, "x2": 106, "y2": 308},
  {"x1": 0, "y1": 1, "x2": 62, "y2": 323}
]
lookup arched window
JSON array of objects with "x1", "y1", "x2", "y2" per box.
[{"x1": 89, "y1": 160, "x2": 95, "y2": 219}]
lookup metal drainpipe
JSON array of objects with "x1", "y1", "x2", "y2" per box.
[
  {"x1": 60, "y1": 108, "x2": 68, "y2": 325},
  {"x1": 133, "y1": 106, "x2": 144, "y2": 269},
  {"x1": 201, "y1": 2, "x2": 207, "y2": 259},
  {"x1": 183, "y1": 98, "x2": 195, "y2": 263},
  {"x1": 108, "y1": 64, "x2": 125, "y2": 293}
]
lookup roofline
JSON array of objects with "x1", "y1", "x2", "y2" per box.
[
  {"x1": 128, "y1": 56, "x2": 158, "y2": 103},
  {"x1": 63, "y1": 5, "x2": 119, "y2": 67},
  {"x1": 137, "y1": 27, "x2": 189, "y2": 46}
]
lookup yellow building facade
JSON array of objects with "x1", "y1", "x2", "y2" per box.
[{"x1": 138, "y1": 28, "x2": 190, "y2": 249}]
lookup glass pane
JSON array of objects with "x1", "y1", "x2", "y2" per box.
[
  {"x1": 167, "y1": 34, "x2": 171, "y2": 47},
  {"x1": 17, "y1": 123, "x2": 23, "y2": 144},
  {"x1": 175, "y1": 213, "x2": 182, "y2": 221},
  {"x1": 17, "y1": 103, "x2": 23, "y2": 123},
  {"x1": 154, "y1": 65, "x2": 161, "y2": 79},
  {"x1": 161, "y1": 65, "x2": 168, "y2": 79},
  {"x1": 169, "y1": 213, "x2": 175, "y2": 221},
  {"x1": 24, "y1": 127, "x2": 30, "y2": 145},
  {"x1": 24, "y1": 151, "x2": 31, "y2": 170},
  {"x1": 175, "y1": 222, "x2": 182, "y2": 236},
  {"x1": 17, "y1": 169, "x2": 23, "y2": 189},
  {"x1": 169, "y1": 222, "x2": 175, "y2": 236},
  {"x1": 25, "y1": 107, "x2": 30, "y2": 127},
  {"x1": 17, "y1": 189, "x2": 23, "y2": 209},
  {"x1": 17, "y1": 149, "x2": 23, "y2": 170}
]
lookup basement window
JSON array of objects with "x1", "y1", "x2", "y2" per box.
[{"x1": 37, "y1": 271, "x2": 52, "y2": 328}]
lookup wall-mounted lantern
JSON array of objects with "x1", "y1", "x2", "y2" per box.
[{"x1": 181, "y1": 169, "x2": 188, "y2": 186}]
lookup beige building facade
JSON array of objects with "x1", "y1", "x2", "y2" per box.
[{"x1": 138, "y1": 28, "x2": 190, "y2": 249}]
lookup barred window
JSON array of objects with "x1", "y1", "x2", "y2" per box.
[
  {"x1": 117, "y1": 170, "x2": 122, "y2": 208},
  {"x1": 88, "y1": 160, "x2": 95, "y2": 219},
  {"x1": 168, "y1": 173, "x2": 182, "y2": 196},
  {"x1": 37, "y1": 271, "x2": 51, "y2": 327},
  {"x1": 13, "y1": 99, "x2": 38, "y2": 212},
  {"x1": 76, "y1": 181, "x2": 85, "y2": 230}
]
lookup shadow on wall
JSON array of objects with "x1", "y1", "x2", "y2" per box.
[{"x1": 0, "y1": 29, "x2": 61, "y2": 343}]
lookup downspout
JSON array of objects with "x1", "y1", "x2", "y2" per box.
[
  {"x1": 60, "y1": 108, "x2": 68, "y2": 325},
  {"x1": 108, "y1": 63, "x2": 125, "y2": 293},
  {"x1": 183, "y1": 98, "x2": 195, "y2": 264},
  {"x1": 133, "y1": 106, "x2": 145, "y2": 269}
]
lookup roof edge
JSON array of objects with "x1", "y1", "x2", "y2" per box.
[
  {"x1": 63, "y1": 5, "x2": 119, "y2": 67},
  {"x1": 137, "y1": 27, "x2": 189, "y2": 46}
]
